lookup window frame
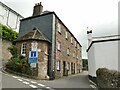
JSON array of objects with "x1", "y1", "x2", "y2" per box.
[
  {"x1": 21, "y1": 42, "x2": 26, "y2": 56},
  {"x1": 56, "y1": 61, "x2": 61, "y2": 71}
]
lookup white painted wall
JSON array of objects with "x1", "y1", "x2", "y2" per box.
[
  {"x1": 88, "y1": 40, "x2": 119, "y2": 77},
  {"x1": 88, "y1": 44, "x2": 96, "y2": 77},
  {"x1": 0, "y1": 2, "x2": 23, "y2": 32},
  {"x1": 94, "y1": 41, "x2": 118, "y2": 72}
]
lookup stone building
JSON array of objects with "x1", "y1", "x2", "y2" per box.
[{"x1": 17, "y1": 2, "x2": 82, "y2": 79}]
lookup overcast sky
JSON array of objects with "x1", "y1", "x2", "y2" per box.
[{"x1": 1, "y1": 0, "x2": 119, "y2": 59}]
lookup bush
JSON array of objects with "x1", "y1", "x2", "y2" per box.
[
  {"x1": 6, "y1": 45, "x2": 32, "y2": 75},
  {"x1": 0, "y1": 23, "x2": 18, "y2": 41},
  {"x1": 96, "y1": 68, "x2": 120, "y2": 88}
]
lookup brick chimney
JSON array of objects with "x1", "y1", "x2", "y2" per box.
[{"x1": 33, "y1": 2, "x2": 43, "y2": 16}]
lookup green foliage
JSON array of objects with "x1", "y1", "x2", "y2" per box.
[
  {"x1": 8, "y1": 45, "x2": 18, "y2": 57},
  {"x1": 6, "y1": 45, "x2": 32, "y2": 75},
  {"x1": 0, "y1": 23, "x2": 18, "y2": 41},
  {"x1": 82, "y1": 59, "x2": 88, "y2": 70},
  {"x1": 96, "y1": 68, "x2": 120, "y2": 88}
]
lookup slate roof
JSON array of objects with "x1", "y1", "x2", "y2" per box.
[{"x1": 16, "y1": 27, "x2": 51, "y2": 42}]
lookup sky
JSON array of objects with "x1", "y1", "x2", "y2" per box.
[{"x1": 1, "y1": 0, "x2": 119, "y2": 59}]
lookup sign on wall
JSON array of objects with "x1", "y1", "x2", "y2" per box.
[
  {"x1": 30, "y1": 63, "x2": 37, "y2": 68},
  {"x1": 28, "y1": 51, "x2": 38, "y2": 64},
  {"x1": 31, "y1": 41, "x2": 38, "y2": 51}
]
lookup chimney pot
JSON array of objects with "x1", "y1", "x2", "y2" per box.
[{"x1": 33, "y1": 2, "x2": 43, "y2": 16}]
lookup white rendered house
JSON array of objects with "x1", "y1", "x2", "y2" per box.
[
  {"x1": 87, "y1": 30, "x2": 119, "y2": 79},
  {"x1": 0, "y1": 1, "x2": 24, "y2": 32}
]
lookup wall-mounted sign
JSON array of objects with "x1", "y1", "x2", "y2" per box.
[
  {"x1": 28, "y1": 51, "x2": 38, "y2": 63},
  {"x1": 31, "y1": 41, "x2": 38, "y2": 51},
  {"x1": 30, "y1": 63, "x2": 37, "y2": 68}
]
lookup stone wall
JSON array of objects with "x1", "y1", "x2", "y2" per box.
[
  {"x1": 55, "y1": 18, "x2": 82, "y2": 78},
  {"x1": 16, "y1": 40, "x2": 49, "y2": 79},
  {"x1": 2, "y1": 40, "x2": 12, "y2": 66}
]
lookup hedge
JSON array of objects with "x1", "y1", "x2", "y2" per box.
[
  {"x1": 0, "y1": 23, "x2": 18, "y2": 41},
  {"x1": 96, "y1": 68, "x2": 120, "y2": 89}
]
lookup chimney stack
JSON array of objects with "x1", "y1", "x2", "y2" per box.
[
  {"x1": 87, "y1": 28, "x2": 92, "y2": 46},
  {"x1": 33, "y1": 2, "x2": 43, "y2": 16}
]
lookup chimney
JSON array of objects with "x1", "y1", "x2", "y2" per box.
[
  {"x1": 87, "y1": 28, "x2": 92, "y2": 46},
  {"x1": 33, "y1": 2, "x2": 43, "y2": 16}
]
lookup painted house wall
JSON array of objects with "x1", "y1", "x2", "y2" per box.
[
  {"x1": 87, "y1": 44, "x2": 96, "y2": 77},
  {"x1": 0, "y1": 1, "x2": 23, "y2": 32},
  {"x1": 88, "y1": 40, "x2": 119, "y2": 77}
]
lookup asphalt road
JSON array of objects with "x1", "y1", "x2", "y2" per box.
[{"x1": 2, "y1": 71, "x2": 96, "y2": 90}]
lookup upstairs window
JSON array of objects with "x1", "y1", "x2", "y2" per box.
[
  {"x1": 57, "y1": 41, "x2": 61, "y2": 51},
  {"x1": 75, "y1": 41, "x2": 77, "y2": 47},
  {"x1": 58, "y1": 23, "x2": 61, "y2": 33},
  {"x1": 21, "y1": 42, "x2": 26, "y2": 56},
  {"x1": 73, "y1": 52, "x2": 75, "y2": 58},
  {"x1": 65, "y1": 31, "x2": 68, "y2": 39},
  {"x1": 67, "y1": 48, "x2": 70, "y2": 55},
  {"x1": 77, "y1": 54, "x2": 79, "y2": 59},
  {"x1": 71, "y1": 37, "x2": 73, "y2": 44}
]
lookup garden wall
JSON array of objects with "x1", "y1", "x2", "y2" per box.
[{"x1": 96, "y1": 68, "x2": 120, "y2": 89}]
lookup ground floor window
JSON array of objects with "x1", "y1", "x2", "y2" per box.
[{"x1": 56, "y1": 61, "x2": 61, "y2": 71}]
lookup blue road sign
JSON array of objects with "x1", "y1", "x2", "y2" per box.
[{"x1": 28, "y1": 51, "x2": 38, "y2": 63}]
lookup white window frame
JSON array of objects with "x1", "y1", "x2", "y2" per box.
[
  {"x1": 57, "y1": 41, "x2": 61, "y2": 51},
  {"x1": 58, "y1": 23, "x2": 61, "y2": 33},
  {"x1": 71, "y1": 37, "x2": 73, "y2": 44},
  {"x1": 67, "y1": 48, "x2": 70, "y2": 55},
  {"x1": 77, "y1": 54, "x2": 79, "y2": 59},
  {"x1": 73, "y1": 52, "x2": 75, "y2": 58},
  {"x1": 75, "y1": 41, "x2": 77, "y2": 47},
  {"x1": 65, "y1": 31, "x2": 68, "y2": 39},
  {"x1": 56, "y1": 61, "x2": 61, "y2": 71},
  {"x1": 21, "y1": 42, "x2": 26, "y2": 56}
]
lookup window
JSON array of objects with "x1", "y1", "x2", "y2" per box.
[
  {"x1": 57, "y1": 41, "x2": 61, "y2": 51},
  {"x1": 58, "y1": 23, "x2": 61, "y2": 33},
  {"x1": 73, "y1": 52, "x2": 75, "y2": 58},
  {"x1": 56, "y1": 61, "x2": 61, "y2": 71},
  {"x1": 77, "y1": 44, "x2": 79, "y2": 50},
  {"x1": 21, "y1": 42, "x2": 26, "y2": 56},
  {"x1": 71, "y1": 37, "x2": 73, "y2": 44},
  {"x1": 67, "y1": 48, "x2": 70, "y2": 55},
  {"x1": 65, "y1": 31, "x2": 68, "y2": 39},
  {"x1": 77, "y1": 54, "x2": 79, "y2": 59},
  {"x1": 75, "y1": 41, "x2": 77, "y2": 47},
  {"x1": 67, "y1": 62, "x2": 70, "y2": 70}
]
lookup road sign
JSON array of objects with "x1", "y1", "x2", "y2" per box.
[{"x1": 28, "y1": 51, "x2": 38, "y2": 63}]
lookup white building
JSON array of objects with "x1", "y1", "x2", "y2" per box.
[
  {"x1": 0, "y1": 1, "x2": 24, "y2": 32},
  {"x1": 87, "y1": 30, "x2": 119, "y2": 79}
]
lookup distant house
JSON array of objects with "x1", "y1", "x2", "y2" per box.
[
  {"x1": 0, "y1": 1, "x2": 24, "y2": 32},
  {"x1": 17, "y1": 2, "x2": 82, "y2": 79},
  {"x1": 87, "y1": 30, "x2": 119, "y2": 81}
]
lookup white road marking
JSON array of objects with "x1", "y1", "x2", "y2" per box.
[
  {"x1": 90, "y1": 84, "x2": 98, "y2": 90},
  {"x1": 46, "y1": 87, "x2": 51, "y2": 89},
  {"x1": 38, "y1": 83, "x2": 46, "y2": 87},
  {"x1": 22, "y1": 81, "x2": 30, "y2": 85},
  {"x1": 31, "y1": 81, "x2": 37, "y2": 84},
  {"x1": 12, "y1": 76, "x2": 19, "y2": 79},
  {"x1": 23, "y1": 79, "x2": 30, "y2": 81},
  {"x1": 17, "y1": 79, "x2": 23, "y2": 81},
  {"x1": 29, "y1": 84, "x2": 37, "y2": 88}
]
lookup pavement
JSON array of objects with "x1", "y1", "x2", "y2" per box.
[{"x1": 1, "y1": 69, "x2": 97, "y2": 89}]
